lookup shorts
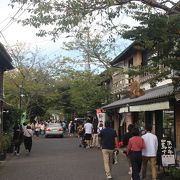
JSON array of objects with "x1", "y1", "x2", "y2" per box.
[{"x1": 85, "y1": 133, "x2": 92, "y2": 140}]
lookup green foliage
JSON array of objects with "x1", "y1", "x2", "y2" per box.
[
  {"x1": 168, "y1": 167, "x2": 180, "y2": 179},
  {"x1": 63, "y1": 28, "x2": 114, "y2": 70},
  {"x1": 69, "y1": 71, "x2": 109, "y2": 116},
  {"x1": 122, "y1": 13, "x2": 180, "y2": 86},
  {"x1": 27, "y1": 95, "x2": 47, "y2": 121},
  {"x1": 3, "y1": 107, "x2": 22, "y2": 132},
  {"x1": 9, "y1": 0, "x2": 179, "y2": 40},
  {"x1": 0, "y1": 133, "x2": 13, "y2": 151}
]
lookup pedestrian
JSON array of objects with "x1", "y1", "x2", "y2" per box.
[
  {"x1": 61, "y1": 121, "x2": 66, "y2": 131},
  {"x1": 141, "y1": 124, "x2": 158, "y2": 180},
  {"x1": 98, "y1": 120, "x2": 118, "y2": 179},
  {"x1": 35, "y1": 121, "x2": 40, "y2": 137},
  {"x1": 84, "y1": 118, "x2": 93, "y2": 148},
  {"x1": 92, "y1": 123, "x2": 99, "y2": 148},
  {"x1": 77, "y1": 123, "x2": 85, "y2": 147},
  {"x1": 13, "y1": 123, "x2": 24, "y2": 156},
  {"x1": 23, "y1": 125, "x2": 33, "y2": 153},
  {"x1": 127, "y1": 127, "x2": 145, "y2": 180},
  {"x1": 122, "y1": 124, "x2": 134, "y2": 175},
  {"x1": 98, "y1": 122, "x2": 104, "y2": 131}
]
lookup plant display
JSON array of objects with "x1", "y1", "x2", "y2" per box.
[
  {"x1": 0, "y1": 133, "x2": 13, "y2": 152},
  {"x1": 168, "y1": 167, "x2": 180, "y2": 179}
]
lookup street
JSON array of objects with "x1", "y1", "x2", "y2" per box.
[{"x1": 0, "y1": 135, "x2": 130, "y2": 180}]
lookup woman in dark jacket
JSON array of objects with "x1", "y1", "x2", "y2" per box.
[{"x1": 13, "y1": 124, "x2": 24, "y2": 156}]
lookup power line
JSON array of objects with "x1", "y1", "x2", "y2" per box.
[
  {"x1": 0, "y1": 16, "x2": 11, "y2": 25},
  {"x1": 0, "y1": 31, "x2": 9, "y2": 46},
  {"x1": 2, "y1": 3, "x2": 32, "y2": 32},
  {"x1": 0, "y1": 4, "x2": 24, "y2": 32}
]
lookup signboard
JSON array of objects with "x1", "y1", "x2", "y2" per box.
[
  {"x1": 96, "y1": 108, "x2": 106, "y2": 126},
  {"x1": 161, "y1": 139, "x2": 175, "y2": 167}
]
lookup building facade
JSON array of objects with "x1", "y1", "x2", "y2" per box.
[{"x1": 102, "y1": 42, "x2": 180, "y2": 152}]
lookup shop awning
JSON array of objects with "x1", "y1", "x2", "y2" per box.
[
  {"x1": 129, "y1": 101, "x2": 170, "y2": 112},
  {"x1": 102, "y1": 83, "x2": 174, "y2": 110}
]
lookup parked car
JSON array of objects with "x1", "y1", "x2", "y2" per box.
[{"x1": 45, "y1": 123, "x2": 64, "y2": 138}]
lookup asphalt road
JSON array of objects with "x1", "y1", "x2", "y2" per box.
[{"x1": 0, "y1": 135, "x2": 130, "y2": 180}]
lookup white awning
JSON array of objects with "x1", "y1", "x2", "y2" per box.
[
  {"x1": 129, "y1": 101, "x2": 170, "y2": 112},
  {"x1": 118, "y1": 107, "x2": 129, "y2": 113}
]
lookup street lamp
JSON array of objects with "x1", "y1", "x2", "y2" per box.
[{"x1": 19, "y1": 85, "x2": 25, "y2": 109}]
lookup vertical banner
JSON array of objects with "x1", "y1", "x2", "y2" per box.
[{"x1": 96, "y1": 108, "x2": 106, "y2": 126}]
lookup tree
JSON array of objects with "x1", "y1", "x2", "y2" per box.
[
  {"x1": 9, "y1": 0, "x2": 180, "y2": 86},
  {"x1": 63, "y1": 26, "x2": 116, "y2": 71},
  {"x1": 69, "y1": 71, "x2": 109, "y2": 116},
  {"x1": 122, "y1": 12, "x2": 180, "y2": 87},
  {"x1": 9, "y1": 0, "x2": 179, "y2": 41},
  {"x1": 4, "y1": 43, "x2": 67, "y2": 120},
  {"x1": 5, "y1": 43, "x2": 111, "y2": 120}
]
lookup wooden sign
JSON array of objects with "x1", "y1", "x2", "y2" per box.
[{"x1": 161, "y1": 139, "x2": 175, "y2": 167}]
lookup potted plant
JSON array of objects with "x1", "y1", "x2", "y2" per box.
[
  {"x1": 0, "y1": 133, "x2": 12, "y2": 160},
  {"x1": 168, "y1": 166, "x2": 180, "y2": 180}
]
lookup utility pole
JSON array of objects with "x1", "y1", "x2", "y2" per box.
[
  {"x1": 19, "y1": 84, "x2": 25, "y2": 110},
  {"x1": 0, "y1": 68, "x2": 4, "y2": 135}
]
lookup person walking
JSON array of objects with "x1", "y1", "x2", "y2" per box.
[
  {"x1": 84, "y1": 119, "x2": 93, "y2": 148},
  {"x1": 35, "y1": 121, "x2": 40, "y2": 137},
  {"x1": 92, "y1": 123, "x2": 99, "y2": 148},
  {"x1": 77, "y1": 123, "x2": 85, "y2": 147},
  {"x1": 68, "y1": 121, "x2": 75, "y2": 136},
  {"x1": 98, "y1": 121, "x2": 118, "y2": 179},
  {"x1": 141, "y1": 124, "x2": 158, "y2": 180},
  {"x1": 127, "y1": 127, "x2": 145, "y2": 180},
  {"x1": 122, "y1": 124, "x2": 134, "y2": 175},
  {"x1": 13, "y1": 123, "x2": 24, "y2": 156},
  {"x1": 23, "y1": 125, "x2": 33, "y2": 153}
]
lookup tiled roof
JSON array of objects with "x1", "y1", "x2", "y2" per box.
[{"x1": 102, "y1": 84, "x2": 174, "y2": 109}]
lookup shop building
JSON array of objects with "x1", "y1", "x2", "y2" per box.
[{"x1": 102, "y1": 42, "x2": 180, "y2": 151}]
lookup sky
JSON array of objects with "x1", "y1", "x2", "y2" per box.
[
  {"x1": 0, "y1": 0, "x2": 133, "y2": 69},
  {"x1": 0, "y1": 1, "x2": 70, "y2": 59}
]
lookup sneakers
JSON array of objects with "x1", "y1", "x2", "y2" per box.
[
  {"x1": 106, "y1": 175, "x2": 112, "y2": 179},
  {"x1": 14, "y1": 150, "x2": 17, "y2": 155},
  {"x1": 128, "y1": 167, "x2": 132, "y2": 175}
]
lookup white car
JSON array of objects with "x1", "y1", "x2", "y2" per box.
[{"x1": 45, "y1": 123, "x2": 64, "y2": 138}]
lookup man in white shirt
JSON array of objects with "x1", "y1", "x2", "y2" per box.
[
  {"x1": 141, "y1": 124, "x2": 158, "y2": 180},
  {"x1": 84, "y1": 119, "x2": 93, "y2": 148}
]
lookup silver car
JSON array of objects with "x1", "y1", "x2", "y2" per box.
[{"x1": 45, "y1": 123, "x2": 64, "y2": 138}]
